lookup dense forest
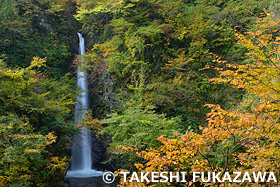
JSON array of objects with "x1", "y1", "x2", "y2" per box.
[{"x1": 0, "y1": 0, "x2": 280, "y2": 186}]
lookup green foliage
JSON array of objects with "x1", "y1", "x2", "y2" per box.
[
  {"x1": 101, "y1": 106, "x2": 181, "y2": 169},
  {"x1": 0, "y1": 0, "x2": 79, "y2": 78},
  {"x1": 0, "y1": 114, "x2": 57, "y2": 187},
  {"x1": 0, "y1": 58, "x2": 76, "y2": 186},
  {"x1": 77, "y1": 0, "x2": 255, "y2": 127},
  {"x1": 1, "y1": 0, "x2": 279, "y2": 185},
  {"x1": 72, "y1": 1, "x2": 278, "y2": 176},
  {"x1": 102, "y1": 107, "x2": 181, "y2": 150}
]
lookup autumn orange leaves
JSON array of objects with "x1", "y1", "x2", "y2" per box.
[{"x1": 116, "y1": 14, "x2": 280, "y2": 187}]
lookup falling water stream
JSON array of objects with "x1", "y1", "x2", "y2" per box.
[{"x1": 65, "y1": 33, "x2": 104, "y2": 178}]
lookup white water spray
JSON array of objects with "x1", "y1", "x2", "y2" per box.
[{"x1": 65, "y1": 33, "x2": 104, "y2": 178}]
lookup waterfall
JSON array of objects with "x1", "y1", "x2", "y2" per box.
[{"x1": 65, "y1": 33, "x2": 104, "y2": 178}]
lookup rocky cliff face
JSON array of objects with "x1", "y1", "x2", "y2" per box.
[{"x1": 91, "y1": 134, "x2": 116, "y2": 172}]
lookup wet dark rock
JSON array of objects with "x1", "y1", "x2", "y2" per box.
[
  {"x1": 64, "y1": 176, "x2": 118, "y2": 187},
  {"x1": 92, "y1": 134, "x2": 116, "y2": 172}
]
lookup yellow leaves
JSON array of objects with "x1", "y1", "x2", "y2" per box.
[
  {"x1": 117, "y1": 14, "x2": 280, "y2": 185},
  {"x1": 255, "y1": 30, "x2": 262, "y2": 36},
  {"x1": 46, "y1": 132, "x2": 57, "y2": 145},
  {"x1": 79, "y1": 0, "x2": 135, "y2": 15},
  {"x1": 118, "y1": 145, "x2": 134, "y2": 153},
  {"x1": 0, "y1": 66, "x2": 24, "y2": 81},
  {"x1": 165, "y1": 51, "x2": 193, "y2": 71},
  {"x1": 269, "y1": 20, "x2": 279, "y2": 27},
  {"x1": 203, "y1": 15, "x2": 280, "y2": 180},
  {"x1": 0, "y1": 114, "x2": 62, "y2": 186},
  {"x1": 135, "y1": 164, "x2": 144, "y2": 169},
  {"x1": 12, "y1": 131, "x2": 56, "y2": 150},
  {"x1": 29, "y1": 56, "x2": 47, "y2": 69},
  {"x1": 24, "y1": 149, "x2": 40, "y2": 153},
  {"x1": 77, "y1": 111, "x2": 103, "y2": 131},
  {"x1": 47, "y1": 156, "x2": 69, "y2": 174},
  {"x1": 0, "y1": 57, "x2": 47, "y2": 86}
]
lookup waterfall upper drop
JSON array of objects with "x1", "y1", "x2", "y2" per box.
[{"x1": 65, "y1": 33, "x2": 104, "y2": 178}]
